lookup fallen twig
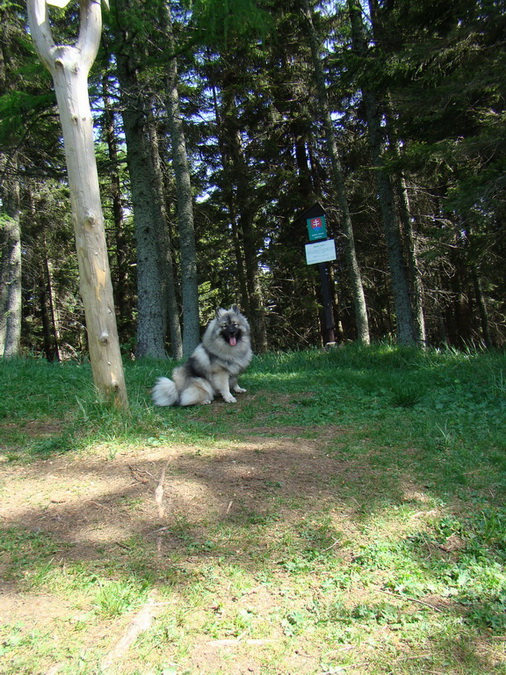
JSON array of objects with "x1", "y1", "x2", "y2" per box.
[
  {"x1": 379, "y1": 588, "x2": 443, "y2": 612},
  {"x1": 239, "y1": 584, "x2": 265, "y2": 598},
  {"x1": 127, "y1": 464, "x2": 152, "y2": 483},
  {"x1": 206, "y1": 638, "x2": 276, "y2": 646},
  {"x1": 154, "y1": 460, "x2": 171, "y2": 518},
  {"x1": 114, "y1": 541, "x2": 132, "y2": 550},
  {"x1": 321, "y1": 538, "x2": 340, "y2": 552},
  {"x1": 101, "y1": 597, "x2": 157, "y2": 670},
  {"x1": 90, "y1": 500, "x2": 112, "y2": 510}
]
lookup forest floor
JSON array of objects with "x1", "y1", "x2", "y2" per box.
[
  {"x1": 1, "y1": 349, "x2": 505, "y2": 674},
  {"x1": 2, "y1": 417, "x2": 371, "y2": 674}
]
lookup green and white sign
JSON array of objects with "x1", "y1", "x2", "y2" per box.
[{"x1": 306, "y1": 215, "x2": 327, "y2": 241}]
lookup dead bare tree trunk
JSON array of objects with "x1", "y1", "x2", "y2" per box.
[{"x1": 27, "y1": 0, "x2": 128, "y2": 408}]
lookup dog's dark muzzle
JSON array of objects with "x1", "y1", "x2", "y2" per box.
[{"x1": 223, "y1": 327, "x2": 241, "y2": 346}]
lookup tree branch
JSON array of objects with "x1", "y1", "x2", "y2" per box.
[
  {"x1": 76, "y1": 0, "x2": 102, "y2": 73},
  {"x1": 27, "y1": 0, "x2": 56, "y2": 71}
]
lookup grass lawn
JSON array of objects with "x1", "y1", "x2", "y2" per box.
[{"x1": 0, "y1": 344, "x2": 505, "y2": 674}]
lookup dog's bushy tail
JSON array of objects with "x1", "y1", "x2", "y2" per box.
[{"x1": 152, "y1": 377, "x2": 179, "y2": 406}]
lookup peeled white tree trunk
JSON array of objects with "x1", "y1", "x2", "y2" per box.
[{"x1": 27, "y1": 0, "x2": 128, "y2": 408}]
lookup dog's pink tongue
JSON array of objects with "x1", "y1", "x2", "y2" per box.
[{"x1": 229, "y1": 336, "x2": 237, "y2": 346}]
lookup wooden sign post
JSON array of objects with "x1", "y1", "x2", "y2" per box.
[{"x1": 299, "y1": 204, "x2": 337, "y2": 346}]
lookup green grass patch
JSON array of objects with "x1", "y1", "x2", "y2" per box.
[{"x1": 0, "y1": 344, "x2": 505, "y2": 673}]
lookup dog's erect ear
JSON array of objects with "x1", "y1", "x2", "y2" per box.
[
  {"x1": 216, "y1": 307, "x2": 227, "y2": 319},
  {"x1": 229, "y1": 304, "x2": 240, "y2": 314}
]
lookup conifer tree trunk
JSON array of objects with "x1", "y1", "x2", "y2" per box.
[
  {"x1": 0, "y1": 155, "x2": 21, "y2": 358},
  {"x1": 102, "y1": 75, "x2": 129, "y2": 336},
  {"x1": 0, "y1": 11, "x2": 22, "y2": 358},
  {"x1": 396, "y1": 173, "x2": 427, "y2": 345},
  {"x1": 117, "y1": 74, "x2": 167, "y2": 358},
  {"x1": 217, "y1": 77, "x2": 268, "y2": 351},
  {"x1": 42, "y1": 232, "x2": 61, "y2": 361},
  {"x1": 111, "y1": 0, "x2": 171, "y2": 359},
  {"x1": 27, "y1": 0, "x2": 128, "y2": 408},
  {"x1": 302, "y1": 0, "x2": 370, "y2": 345},
  {"x1": 210, "y1": 80, "x2": 251, "y2": 324},
  {"x1": 164, "y1": 2, "x2": 200, "y2": 356},
  {"x1": 472, "y1": 270, "x2": 491, "y2": 348},
  {"x1": 146, "y1": 109, "x2": 183, "y2": 359},
  {"x1": 347, "y1": 0, "x2": 417, "y2": 345},
  {"x1": 111, "y1": 0, "x2": 183, "y2": 358}
]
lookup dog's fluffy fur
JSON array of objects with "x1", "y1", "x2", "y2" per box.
[{"x1": 152, "y1": 305, "x2": 253, "y2": 407}]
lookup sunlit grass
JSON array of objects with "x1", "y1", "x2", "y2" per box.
[{"x1": 0, "y1": 344, "x2": 505, "y2": 673}]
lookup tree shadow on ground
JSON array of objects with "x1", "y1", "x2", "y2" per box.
[{"x1": 1, "y1": 423, "x2": 503, "y2": 639}]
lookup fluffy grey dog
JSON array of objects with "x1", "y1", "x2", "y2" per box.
[{"x1": 152, "y1": 305, "x2": 253, "y2": 406}]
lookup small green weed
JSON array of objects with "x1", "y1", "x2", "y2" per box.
[{"x1": 93, "y1": 580, "x2": 149, "y2": 619}]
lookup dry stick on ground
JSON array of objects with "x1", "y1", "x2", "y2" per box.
[
  {"x1": 321, "y1": 538, "x2": 340, "y2": 552},
  {"x1": 206, "y1": 638, "x2": 277, "y2": 646},
  {"x1": 44, "y1": 665, "x2": 62, "y2": 675},
  {"x1": 154, "y1": 461, "x2": 171, "y2": 555},
  {"x1": 128, "y1": 464, "x2": 152, "y2": 484},
  {"x1": 115, "y1": 541, "x2": 132, "y2": 550},
  {"x1": 379, "y1": 588, "x2": 443, "y2": 612},
  {"x1": 90, "y1": 500, "x2": 113, "y2": 510},
  {"x1": 154, "y1": 460, "x2": 171, "y2": 518},
  {"x1": 101, "y1": 597, "x2": 157, "y2": 671}
]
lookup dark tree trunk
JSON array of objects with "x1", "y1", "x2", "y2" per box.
[
  {"x1": 102, "y1": 74, "x2": 130, "y2": 341},
  {"x1": 164, "y1": 2, "x2": 200, "y2": 356},
  {"x1": 303, "y1": 0, "x2": 370, "y2": 345},
  {"x1": 472, "y1": 268, "x2": 492, "y2": 348},
  {"x1": 0, "y1": 155, "x2": 22, "y2": 358},
  {"x1": 210, "y1": 80, "x2": 250, "y2": 320},
  {"x1": 0, "y1": 12, "x2": 22, "y2": 358},
  {"x1": 146, "y1": 110, "x2": 183, "y2": 359},
  {"x1": 115, "y1": 52, "x2": 167, "y2": 359},
  {"x1": 41, "y1": 233, "x2": 61, "y2": 361},
  {"x1": 207, "y1": 57, "x2": 268, "y2": 351},
  {"x1": 396, "y1": 172, "x2": 426, "y2": 345},
  {"x1": 348, "y1": 0, "x2": 417, "y2": 345}
]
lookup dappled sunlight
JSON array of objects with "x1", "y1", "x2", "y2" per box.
[
  {"x1": 1, "y1": 347, "x2": 504, "y2": 673},
  {"x1": 0, "y1": 429, "x2": 440, "y2": 563},
  {"x1": 2, "y1": 429, "x2": 504, "y2": 674},
  {"x1": 0, "y1": 427, "x2": 493, "y2": 580}
]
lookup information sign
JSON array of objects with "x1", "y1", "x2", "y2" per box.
[
  {"x1": 306, "y1": 215, "x2": 327, "y2": 241},
  {"x1": 305, "y1": 239, "x2": 337, "y2": 265}
]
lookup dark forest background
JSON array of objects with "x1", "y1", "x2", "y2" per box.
[{"x1": 1, "y1": 0, "x2": 505, "y2": 360}]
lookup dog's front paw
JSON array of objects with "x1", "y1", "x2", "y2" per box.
[
  {"x1": 222, "y1": 393, "x2": 237, "y2": 403},
  {"x1": 233, "y1": 386, "x2": 247, "y2": 394}
]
